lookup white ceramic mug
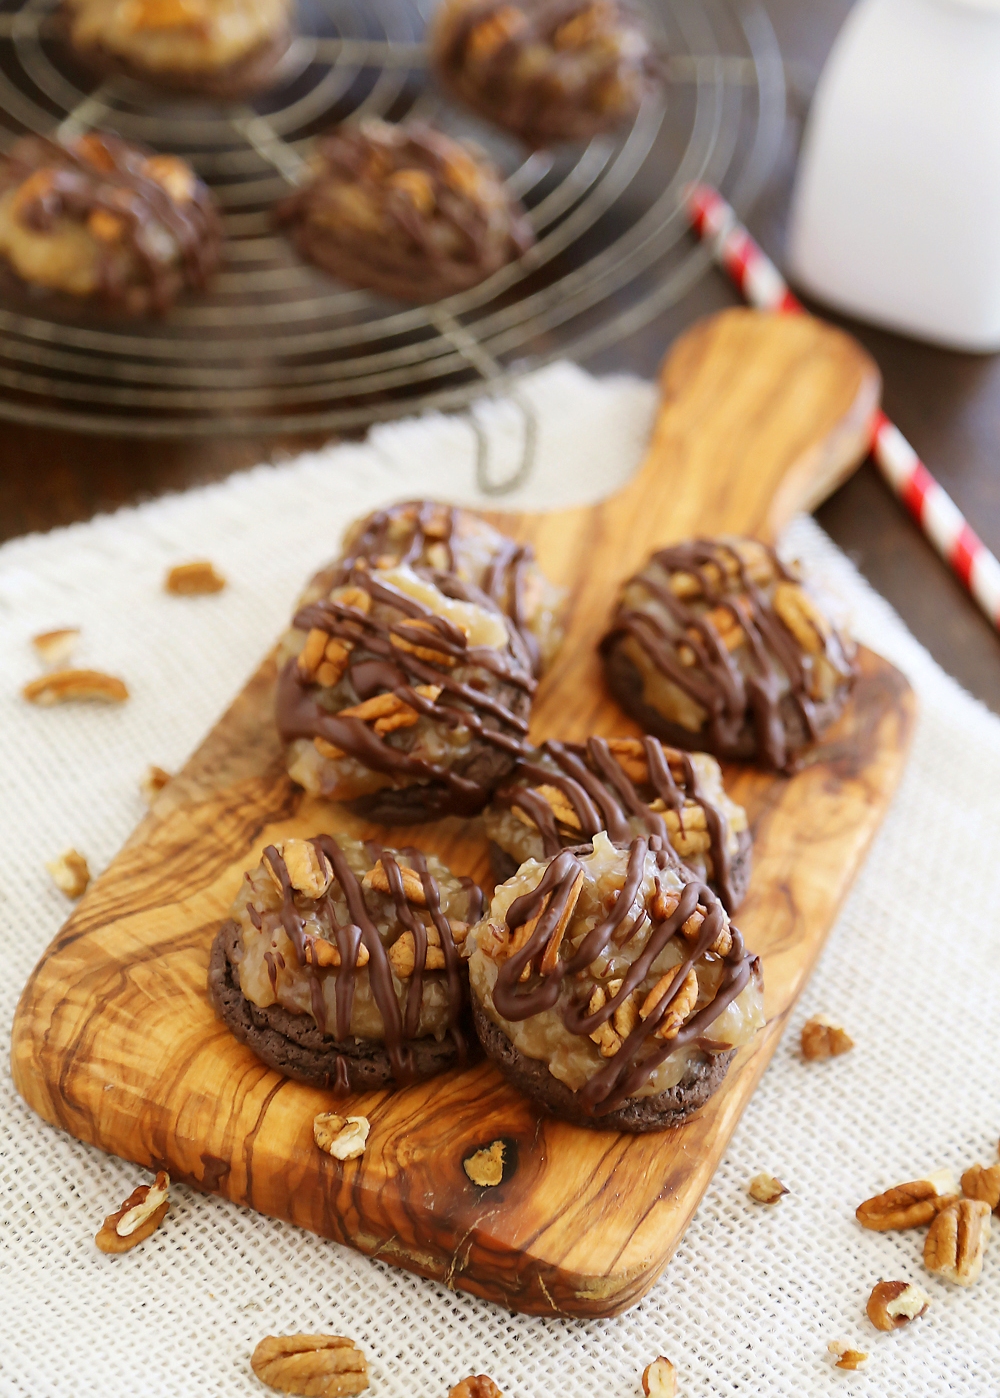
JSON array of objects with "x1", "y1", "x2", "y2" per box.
[{"x1": 788, "y1": 0, "x2": 1000, "y2": 351}]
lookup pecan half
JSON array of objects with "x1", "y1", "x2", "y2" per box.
[
  {"x1": 828, "y1": 1343, "x2": 868, "y2": 1371},
  {"x1": 46, "y1": 847, "x2": 90, "y2": 899},
  {"x1": 801, "y1": 1015, "x2": 854, "y2": 1061},
  {"x1": 856, "y1": 1170, "x2": 958, "y2": 1230},
  {"x1": 32, "y1": 626, "x2": 79, "y2": 668},
  {"x1": 866, "y1": 1280, "x2": 931, "y2": 1331},
  {"x1": 961, "y1": 1162, "x2": 1000, "y2": 1212},
  {"x1": 264, "y1": 839, "x2": 334, "y2": 900},
  {"x1": 250, "y1": 1334, "x2": 368, "y2": 1396},
  {"x1": 23, "y1": 669, "x2": 128, "y2": 704},
  {"x1": 748, "y1": 1173, "x2": 789, "y2": 1205},
  {"x1": 463, "y1": 1140, "x2": 505, "y2": 1188},
  {"x1": 313, "y1": 1114, "x2": 369, "y2": 1161},
  {"x1": 363, "y1": 859, "x2": 426, "y2": 905},
  {"x1": 605, "y1": 737, "x2": 648, "y2": 785},
  {"x1": 388, "y1": 930, "x2": 446, "y2": 977},
  {"x1": 641, "y1": 1356, "x2": 676, "y2": 1397},
  {"x1": 923, "y1": 1198, "x2": 991, "y2": 1286},
  {"x1": 95, "y1": 1171, "x2": 169, "y2": 1253},
  {"x1": 164, "y1": 560, "x2": 225, "y2": 595},
  {"x1": 448, "y1": 1378, "x2": 502, "y2": 1398}
]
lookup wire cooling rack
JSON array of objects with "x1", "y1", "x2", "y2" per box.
[{"x1": 0, "y1": 0, "x2": 785, "y2": 447}]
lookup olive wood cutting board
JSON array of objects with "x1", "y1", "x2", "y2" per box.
[{"x1": 11, "y1": 307, "x2": 915, "y2": 1320}]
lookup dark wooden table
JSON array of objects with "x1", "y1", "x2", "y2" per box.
[{"x1": 5, "y1": 0, "x2": 1000, "y2": 711}]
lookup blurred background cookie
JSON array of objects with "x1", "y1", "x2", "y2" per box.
[
  {"x1": 0, "y1": 132, "x2": 220, "y2": 315},
  {"x1": 62, "y1": 0, "x2": 294, "y2": 99},
  {"x1": 466, "y1": 831, "x2": 764, "y2": 1130},
  {"x1": 430, "y1": 0, "x2": 658, "y2": 148},
  {"x1": 303, "y1": 501, "x2": 564, "y2": 678},
  {"x1": 209, "y1": 836, "x2": 483, "y2": 1092},
  {"x1": 277, "y1": 118, "x2": 534, "y2": 302},
  {"x1": 600, "y1": 537, "x2": 857, "y2": 771},
  {"x1": 484, "y1": 735, "x2": 751, "y2": 911}
]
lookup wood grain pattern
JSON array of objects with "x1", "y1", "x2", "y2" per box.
[{"x1": 11, "y1": 308, "x2": 911, "y2": 1319}]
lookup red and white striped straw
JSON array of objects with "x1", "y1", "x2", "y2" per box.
[{"x1": 685, "y1": 182, "x2": 1000, "y2": 628}]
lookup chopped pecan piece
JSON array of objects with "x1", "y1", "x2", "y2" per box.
[
  {"x1": 866, "y1": 1280, "x2": 931, "y2": 1331},
  {"x1": 856, "y1": 1170, "x2": 958, "y2": 1230},
  {"x1": 364, "y1": 859, "x2": 426, "y2": 905},
  {"x1": 316, "y1": 638, "x2": 354, "y2": 689},
  {"x1": 801, "y1": 1015, "x2": 854, "y2": 1061},
  {"x1": 32, "y1": 626, "x2": 79, "y2": 668},
  {"x1": 773, "y1": 581, "x2": 829, "y2": 654},
  {"x1": 331, "y1": 585, "x2": 371, "y2": 614},
  {"x1": 23, "y1": 669, "x2": 128, "y2": 704},
  {"x1": 264, "y1": 840, "x2": 334, "y2": 900},
  {"x1": 388, "y1": 930, "x2": 447, "y2": 977},
  {"x1": 164, "y1": 560, "x2": 225, "y2": 595},
  {"x1": 390, "y1": 617, "x2": 456, "y2": 666},
  {"x1": 534, "y1": 783, "x2": 582, "y2": 831},
  {"x1": 95, "y1": 1171, "x2": 169, "y2": 1253},
  {"x1": 961, "y1": 1161, "x2": 1000, "y2": 1211},
  {"x1": 587, "y1": 985, "x2": 621, "y2": 1058},
  {"x1": 640, "y1": 964, "x2": 698, "y2": 1040},
  {"x1": 748, "y1": 1173, "x2": 789, "y2": 1205},
  {"x1": 448, "y1": 1378, "x2": 502, "y2": 1398},
  {"x1": 46, "y1": 847, "x2": 90, "y2": 899},
  {"x1": 463, "y1": 1139, "x2": 505, "y2": 1188},
  {"x1": 923, "y1": 1198, "x2": 991, "y2": 1286},
  {"x1": 250, "y1": 1334, "x2": 368, "y2": 1396},
  {"x1": 828, "y1": 1342, "x2": 868, "y2": 1371},
  {"x1": 314, "y1": 736, "x2": 347, "y2": 760},
  {"x1": 642, "y1": 1356, "x2": 676, "y2": 1397},
  {"x1": 140, "y1": 764, "x2": 171, "y2": 805},
  {"x1": 298, "y1": 627, "x2": 330, "y2": 679},
  {"x1": 313, "y1": 1113, "x2": 370, "y2": 1161}
]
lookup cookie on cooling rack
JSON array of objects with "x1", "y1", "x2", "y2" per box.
[
  {"x1": 466, "y1": 830, "x2": 764, "y2": 1131},
  {"x1": 276, "y1": 119, "x2": 535, "y2": 302},
  {"x1": 276, "y1": 552, "x2": 536, "y2": 823},
  {"x1": 429, "y1": 0, "x2": 659, "y2": 148},
  {"x1": 302, "y1": 501, "x2": 564, "y2": 678},
  {"x1": 600, "y1": 537, "x2": 858, "y2": 772},
  {"x1": 483, "y1": 735, "x2": 751, "y2": 912},
  {"x1": 0, "y1": 132, "x2": 221, "y2": 316},
  {"x1": 62, "y1": 0, "x2": 294, "y2": 99},
  {"x1": 209, "y1": 835, "x2": 484, "y2": 1092}
]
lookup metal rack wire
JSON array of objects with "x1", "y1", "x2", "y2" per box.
[{"x1": 0, "y1": 0, "x2": 786, "y2": 448}]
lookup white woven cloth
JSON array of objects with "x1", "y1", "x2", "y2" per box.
[{"x1": 2, "y1": 362, "x2": 999, "y2": 1398}]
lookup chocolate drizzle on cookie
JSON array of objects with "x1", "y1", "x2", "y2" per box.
[
  {"x1": 602, "y1": 539, "x2": 855, "y2": 771},
  {"x1": 495, "y1": 735, "x2": 741, "y2": 911},
  {"x1": 276, "y1": 562, "x2": 536, "y2": 816},
  {"x1": 333, "y1": 500, "x2": 546, "y2": 676},
  {"x1": 1, "y1": 132, "x2": 220, "y2": 312},
  {"x1": 491, "y1": 835, "x2": 757, "y2": 1116},
  {"x1": 260, "y1": 837, "x2": 471, "y2": 1087}
]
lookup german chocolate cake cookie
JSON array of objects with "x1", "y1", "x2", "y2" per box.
[
  {"x1": 484, "y1": 735, "x2": 751, "y2": 912},
  {"x1": 302, "y1": 500, "x2": 564, "y2": 677},
  {"x1": 277, "y1": 119, "x2": 534, "y2": 302},
  {"x1": 276, "y1": 556, "x2": 536, "y2": 822},
  {"x1": 430, "y1": 0, "x2": 658, "y2": 147},
  {"x1": 600, "y1": 537, "x2": 857, "y2": 771},
  {"x1": 0, "y1": 132, "x2": 220, "y2": 315},
  {"x1": 63, "y1": 0, "x2": 293, "y2": 98},
  {"x1": 466, "y1": 831, "x2": 764, "y2": 1130},
  {"x1": 209, "y1": 836, "x2": 483, "y2": 1092}
]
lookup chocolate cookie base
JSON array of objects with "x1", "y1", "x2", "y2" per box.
[
  {"x1": 209, "y1": 921, "x2": 470, "y2": 1092},
  {"x1": 602, "y1": 641, "x2": 850, "y2": 772},
  {"x1": 488, "y1": 826, "x2": 753, "y2": 913},
  {"x1": 65, "y1": 22, "x2": 293, "y2": 100},
  {"x1": 472, "y1": 999, "x2": 734, "y2": 1133},
  {"x1": 287, "y1": 222, "x2": 513, "y2": 303}
]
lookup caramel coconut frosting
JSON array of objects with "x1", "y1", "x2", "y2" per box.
[
  {"x1": 467, "y1": 831, "x2": 764, "y2": 1130},
  {"x1": 276, "y1": 558, "x2": 536, "y2": 822},
  {"x1": 601, "y1": 536, "x2": 857, "y2": 770},
  {"x1": 209, "y1": 835, "x2": 484, "y2": 1092},
  {"x1": 483, "y1": 734, "x2": 751, "y2": 912}
]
